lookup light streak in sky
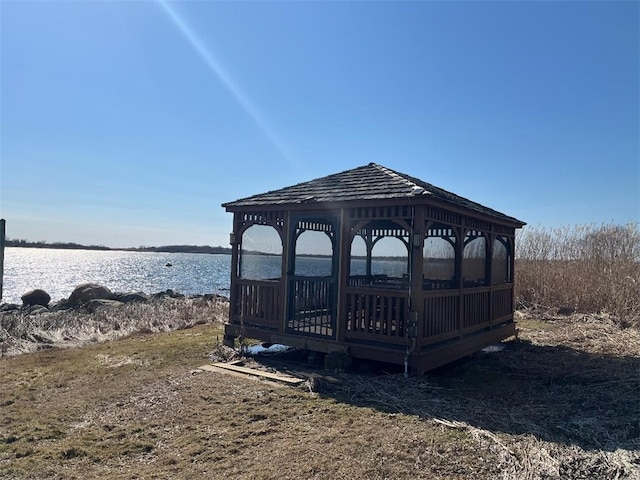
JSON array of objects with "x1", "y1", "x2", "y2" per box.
[{"x1": 156, "y1": 1, "x2": 298, "y2": 170}]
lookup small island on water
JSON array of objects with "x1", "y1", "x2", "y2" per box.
[{"x1": 4, "y1": 238, "x2": 232, "y2": 255}]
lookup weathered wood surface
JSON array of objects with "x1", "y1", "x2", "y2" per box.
[{"x1": 200, "y1": 362, "x2": 305, "y2": 385}]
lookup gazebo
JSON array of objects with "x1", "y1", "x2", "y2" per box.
[{"x1": 222, "y1": 163, "x2": 525, "y2": 372}]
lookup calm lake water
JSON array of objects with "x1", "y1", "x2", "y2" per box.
[
  {"x1": 1, "y1": 247, "x2": 410, "y2": 305},
  {"x1": 1, "y1": 247, "x2": 232, "y2": 305}
]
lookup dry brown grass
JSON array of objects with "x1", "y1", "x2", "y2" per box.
[
  {"x1": 0, "y1": 296, "x2": 229, "y2": 356},
  {"x1": 516, "y1": 223, "x2": 640, "y2": 325},
  {"x1": 1, "y1": 302, "x2": 638, "y2": 479}
]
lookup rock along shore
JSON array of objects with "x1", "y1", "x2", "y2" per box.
[
  {"x1": 2, "y1": 283, "x2": 228, "y2": 315},
  {"x1": 0, "y1": 283, "x2": 229, "y2": 356}
]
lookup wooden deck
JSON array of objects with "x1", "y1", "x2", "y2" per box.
[{"x1": 226, "y1": 278, "x2": 516, "y2": 372}]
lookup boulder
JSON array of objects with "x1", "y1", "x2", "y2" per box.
[
  {"x1": 164, "y1": 289, "x2": 184, "y2": 298},
  {"x1": 49, "y1": 300, "x2": 69, "y2": 312},
  {"x1": 68, "y1": 283, "x2": 115, "y2": 307},
  {"x1": 86, "y1": 298, "x2": 123, "y2": 313},
  {"x1": 0, "y1": 303, "x2": 20, "y2": 312},
  {"x1": 21, "y1": 289, "x2": 51, "y2": 307},
  {"x1": 152, "y1": 289, "x2": 184, "y2": 299},
  {"x1": 114, "y1": 292, "x2": 148, "y2": 304}
]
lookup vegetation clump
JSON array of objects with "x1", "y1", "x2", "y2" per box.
[
  {"x1": 0, "y1": 293, "x2": 229, "y2": 356},
  {"x1": 516, "y1": 222, "x2": 639, "y2": 326}
]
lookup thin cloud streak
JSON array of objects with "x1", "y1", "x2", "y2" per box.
[{"x1": 156, "y1": 0, "x2": 299, "y2": 170}]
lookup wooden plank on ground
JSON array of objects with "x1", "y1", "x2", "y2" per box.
[
  {"x1": 200, "y1": 363, "x2": 305, "y2": 385},
  {"x1": 198, "y1": 364, "x2": 286, "y2": 388}
]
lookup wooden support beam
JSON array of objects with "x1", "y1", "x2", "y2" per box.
[
  {"x1": 282, "y1": 210, "x2": 292, "y2": 334},
  {"x1": 456, "y1": 225, "x2": 464, "y2": 338},
  {"x1": 336, "y1": 208, "x2": 348, "y2": 343}
]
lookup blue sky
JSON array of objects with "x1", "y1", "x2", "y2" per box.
[{"x1": 1, "y1": 0, "x2": 638, "y2": 248}]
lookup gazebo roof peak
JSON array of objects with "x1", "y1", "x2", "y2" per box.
[{"x1": 223, "y1": 162, "x2": 525, "y2": 226}]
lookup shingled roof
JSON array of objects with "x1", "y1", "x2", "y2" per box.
[{"x1": 223, "y1": 163, "x2": 525, "y2": 225}]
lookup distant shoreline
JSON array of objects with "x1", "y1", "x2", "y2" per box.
[{"x1": 4, "y1": 239, "x2": 232, "y2": 255}]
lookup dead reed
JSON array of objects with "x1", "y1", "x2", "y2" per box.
[
  {"x1": 515, "y1": 223, "x2": 640, "y2": 325},
  {"x1": 0, "y1": 296, "x2": 229, "y2": 356}
]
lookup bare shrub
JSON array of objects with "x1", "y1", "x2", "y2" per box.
[{"x1": 516, "y1": 223, "x2": 640, "y2": 325}]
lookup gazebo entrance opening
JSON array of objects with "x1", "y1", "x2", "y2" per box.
[{"x1": 287, "y1": 216, "x2": 339, "y2": 338}]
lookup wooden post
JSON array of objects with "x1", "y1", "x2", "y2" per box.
[
  {"x1": 0, "y1": 219, "x2": 5, "y2": 303},
  {"x1": 335, "y1": 208, "x2": 349, "y2": 343},
  {"x1": 510, "y1": 234, "x2": 516, "y2": 284},
  {"x1": 410, "y1": 206, "x2": 425, "y2": 346},
  {"x1": 487, "y1": 231, "x2": 494, "y2": 328},
  {"x1": 457, "y1": 224, "x2": 465, "y2": 337},
  {"x1": 365, "y1": 227, "x2": 373, "y2": 277},
  {"x1": 281, "y1": 211, "x2": 292, "y2": 334},
  {"x1": 510, "y1": 233, "x2": 516, "y2": 315},
  {"x1": 229, "y1": 214, "x2": 240, "y2": 323}
]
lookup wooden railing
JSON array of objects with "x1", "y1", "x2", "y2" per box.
[
  {"x1": 287, "y1": 277, "x2": 335, "y2": 337},
  {"x1": 463, "y1": 288, "x2": 491, "y2": 333},
  {"x1": 421, "y1": 291, "x2": 459, "y2": 342},
  {"x1": 491, "y1": 285, "x2": 513, "y2": 321},
  {"x1": 231, "y1": 277, "x2": 515, "y2": 349},
  {"x1": 419, "y1": 285, "x2": 514, "y2": 345},
  {"x1": 345, "y1": 287, "x2": 408, "y2": 345},
  {"x1": 348, "y1": 275, "x2": 409, "y2": 289},
  {"x1": 348, "y1": 275, "x2": 371, "y2": 287},
  {"x1": 233, "y1": 279, "x2": 281, "y2": 329}
]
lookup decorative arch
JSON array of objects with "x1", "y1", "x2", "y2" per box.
[
  {"x1": 294, "y1": 230, "x2": 334, "y2": 277},
  {"x1": 492, "y1": 236, "x2": 512, "y2": 284},
  {"x1": 462, "y1": 230, "x2": 488, "y2": 287},
  {"x1": 423, "y1": 224, "x2": 458, "y2": 290},
  {"x1": 348, "y1": 220, "x2": 410, "y2": 286},
  {"x1": 289, "y1": 217, "x2": 337, "y2": 277},
  {"x1": 238, "y1": 224, "x2": 283, "y2": 280}
]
